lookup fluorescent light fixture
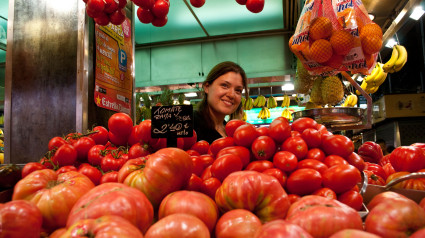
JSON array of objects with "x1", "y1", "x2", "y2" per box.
[
  {"x1": 292, "y1": 94, "x2": 297, "y2": 97},
  {"x1": 385, "y1": 38, "x2": 397, "y2": 48},
  {"x1": 184, "y1": 92, "x2": 198, "y2": 97},
  {"x1": 281, "y1": 83, "x2": 294, "y2": 91},
  {"x1": 368, "y1": 14, "x2": 375, "y2": 20},
  {"x1": 394, "y1": 9, "x2": 407, "y2": 24},
  {"x1": 410, "y1": 6, "x2": 425, "y2": 20}
]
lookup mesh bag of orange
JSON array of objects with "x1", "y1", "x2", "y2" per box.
[{"x1": 290, "y1": 0, "x2": 383, "y2": 76}]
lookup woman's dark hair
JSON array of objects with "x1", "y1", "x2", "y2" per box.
[{"x1": 196, "y1": 61, "x2": 249, "y2": 129}]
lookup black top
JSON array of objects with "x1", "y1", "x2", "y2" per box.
[{"x1": 193, "y1": 110, "x2": 226, "y2": 144}]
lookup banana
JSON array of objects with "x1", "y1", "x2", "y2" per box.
[
  {"x1": 253, "y1": 97, "x2": 260, "y2": 107},
  {"x1": 342, "y1": 93, "x2": 358, "y2": 107},
  {"x1": 242, "y1": 111, "x2": 247, "y2": 121},
  {"x1": 241, "y1": 97, "x2": 246, "y2": 108},
  {"x1": 265, "y1": 107, "x2": 271, "y2": 118},
  {"x1": 374, "y1": 65, "x2": 388, "y2": 87},
  {"x1": 281, "y1": 95, "x2": 290, "y2": 108},
  {"x1": 260, "y1": 96, "x2": 266, "y2": 107},
  {"x1": 383, "y1": 45, "x2": 399, "y2": 72},
  {"x1": 268, "y1": 96, "x2": 277, "y2": 108},
  {"x1": 364, "y1": 63, "x2": 381, "y2": 84},
  {"x1": 393, "y1": 45, "x2": 407, "y2": 72},
  {"x1": 350, "y1": 93, "x2": 358, "y2": 106},
  {"x1": 281, "y1": 108, "x2": 292, "y2": 121},
  {"x1": 257, "y1": 108, "x2": 263, "y2": 118}
]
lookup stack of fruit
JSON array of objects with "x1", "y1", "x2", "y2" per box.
[
  {"x1": 83, "y1": 0, "x2": 128, "y2": 26},
  {"x1": 135, "y1": 0, "x2": 170, "y2": 27}
]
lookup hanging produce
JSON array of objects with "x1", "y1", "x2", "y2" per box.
[
  {"x1": 135, "y1": 0, "x2": 170, "y2": 27},
  {"x1": 383, "y1": 44, "x2": 408, "y2": 73},
  {"x1": 84, "y1": 0, "x2": 128, "y2": 26}
]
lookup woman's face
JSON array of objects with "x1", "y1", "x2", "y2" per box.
[{"x1": 204, "y1": 72, "x2": 244, "y2": 118}]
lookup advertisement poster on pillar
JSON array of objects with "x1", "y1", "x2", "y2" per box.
[{"x1": 94, "y1": 18, "x2": 133, "y2": 115}]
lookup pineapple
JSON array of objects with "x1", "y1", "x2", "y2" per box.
[
  {"x1": 321, "y1": 75, "x2": 344, "y2": 105},
  {"x1": 309, "y1": 77, "x2": 324, "y2": 105},
  {"x1": 294, "y1": 59, "x2": 317, "y2": 94}
]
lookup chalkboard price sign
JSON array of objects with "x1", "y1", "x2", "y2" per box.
[{"x1": 151, "y1": 105, "x2": 193, "y2": 139}]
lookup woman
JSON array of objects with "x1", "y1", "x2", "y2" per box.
[{"x1": 193, "y1": 61, "x2": 249, "y2": 144}]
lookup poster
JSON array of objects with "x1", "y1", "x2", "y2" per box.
[{"x1": 94, "y1": 18, "x2": 133, "y2": 114}]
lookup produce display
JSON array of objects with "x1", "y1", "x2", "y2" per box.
[{"x1": 2, "y1": 112, "x2": 425, "y2": 237}]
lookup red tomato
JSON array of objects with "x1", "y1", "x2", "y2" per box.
[
  {"x1": 152, "y1": 15, "x2": 168, "y2": 27},
  {"x1": 305, "y1": 148, "x2": 326, "y2": 161},
  {"x1": 177, "y1": 130, "x2": 198, "y2": 151},
  {"x1": 286, "y1": 168, "x2": 322, "y2": 196},
  {"x1": 201, "y1": 177, "x2": 221, "y2": 199},
  {"x1": 312, "y1": 187, "x2": 337, "y2": 199},
  {"x1": 100, "y1": 171, "x2": 119, "y2": 183},
  {"x1": 215, "y1": 209, "x2": 262, "y2": 238},
  {"x1": 136, "y1": 7, "x2": 153, "y2": 24},
  {"x1": 88, "y1": 126, "x2": 109, "y2": 145},
  {"x1": 291, "y1": 130, "x2": 301, "y2": 137},
  {"x1": 233, "y1": 123, "x2": 259, "y2": 148},
  {"x1": 211, "y1": 154, "x2": 243, "y2": 182},
  {"x1": 191, "y1": 140, "x2": 210, "y2": 155},
  {"x1": 199, "y1": 154, "x2": 214, "y2": 169},
  {"x1": 191, "y1": 156, "x2": 205, "y2": 177},
  {"x1": 337, "y1": 190, "x2": 363, "y2": 211},
  {"x1": 322, "y1": 164, "x2": 361, "y2": 194},
  {"x1": 48, "y1": 136, "x2": 68, "y2": 151},
  {"x1": 186, "y1": 149, "x2": 200, "y2": 156},
  {"x1": 73, "y1": 137, "x2": 96, "y2": 162},
  {"x1": 321, "y1": 135, "x2": 354, "y2": 158},
  {"x1": 78, "y1": 163, "x2": 103, "y2": 185},
  {"x1": 357, "y1": 141, "x2": 384, "y2": 164},
  {"x1": 128, "y1": 143, "x2": 150, "y2": 159},
  {"x1": 51, "y1": 144, "x2": 78, "y2": 167},
  {"x1": 216, "y1": 146, "x2": 251, "y2": 168},
  {"x1": 316, "y1": 123, "x2": 328, "y2": 132},
  {"x1": 236, "y1": 0, "x2": 247, "y2": 5},
  {"x1": 87, "y1": 0, "x2": 105, "y2": 13},
  {"x1": 291, "y1": 117, "x2": 318, "y2": 133},
  {"x1": 364, "y1": 162, "x2": 387, "y2": 180},
  {"x1": 209, "y1": 137, "x2": 235, "y2": 157},
  {"x1": 331, "y1": 230, "x2": 382, "y2": 238},
  {"x1": 262, "y1": 168, "x2": 287, "y2": 187},
  {"x1": 256, "y1": 126, "x2": 269, "y2": 136},
  {"x1": 301, "y1": 128, "x2": 322, "y2": 149},
  {"x1": 56, "y1": 165, "x2": 77, "y2": 174},
  {"x1": 379, "y1": 154, "x2": 391, "y2": 167},
  {"x1": 246, "y1": 0, "x2": 265, "y2": 13},
  {"x1": 108, "y1": 112, "x2": 133, "y2": 146},
  {"x1": 386, "y1": 170, "x2": 425, "y2": 190},
  {"x1": 184, "y1": 173, "x2": 204, "y2": 192},
  {"x1": 158, "y1": 190, "x2": 219, "y2": 232},
  {"x1": 346, "y1": 152, "x2": 366, "y2": 171},
  {"x1": 281, "y1": 136, "x2": 308, "y2": 160},
  {"x1": 133, "y1": 0, "x2": 154, "y2": 9},
  {"x1": 251, "y1": 135, "x2": 276, "y2": 160},
  {"x1": 268, "y1": 117, "x2": 291, "y2": 144},
  {"x1": 0, "y1": 200, "x2": 43, "y2": 238},
  {"x1": 225, "y1": 119, "x2": 246, "y2": 137},
  {"x1": 363, "y1": 170, "x2": 385, "y2": 186},
  {"x1": 245, "y1": 160, "x2": 274, "y2": 172},
  {"x1": 103, "y1": 0, "x2": 119, "y2": 13},
  {"x1": 67, "y1": 183, "x2": 153, "y2": 234},
  {"x1": 39, "y1": 157, "x2": 54, "y2": 169},
  {"x1": 297, "y1": 159, "x2": 328, "y2": 175},
  {"x1": 287, "y1": 194, "x2": 301, "y2": 204},
  {"x1": 145, "y1": 213, "x2": 210, "y2": 237},
  {"x1": 201, "y1": 165, "x2": 213, "y2": 180},
  {"x1": 117, "y1": 157, "x2": 146, "y2": 183},
  {"x1": 411, "y1": 143, "x2": 425, "y2": 150},
  {"x1": 101, "y1": 151, "x2": 128, "y2": 172},
  {"x1": 190, "y1": 0, "x2": 206, "y2": 8},
  {"x1": 21, "y1": 162, "x2": 47, "y2": 178},
  {"x1": 382, "y1": 162, "x2": 396, "y2": 178},
  {"x1": 389, "y1": 146, "x2": 425, "y2": 172},
  {"x1": 109, "y1": 8, "x2": 126, "y2": 25},
  {"x1": 273, "y1": 151, "x2": 298, "y2": 173},
  {"x1": 87, "y1": 144, "x2": 106, "y2": 166},
  {"x1": 152, "y1": 0, "x2": 169, "y2": 18},
  {"x1": 323, "y1": 155, "x2": 349, "y2": 168},
  {"x1": 255, "y1": 219, "x2": 314, "y2": 238}
]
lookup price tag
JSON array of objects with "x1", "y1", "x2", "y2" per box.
[{"x1": 151, "y1": 105, "x2": 193, "y2": 142}]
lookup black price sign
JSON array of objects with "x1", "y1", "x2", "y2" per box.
[{"x1": 151, "y1": 105, "x2": 193, "y2": 139}]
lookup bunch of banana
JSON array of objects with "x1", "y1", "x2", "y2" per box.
[
  {"x1": 281, "y1": 95, "x2": 290, "y2": 108},
  {"x1": 253, "y1": 95, "x2": 266, "y2": 107},
  {"x1": 341, "y1": 93, "x2": 358, "y2": 107},
  {"x1": 281, "y1": 108, "x2": 293, "y2": 121},
  {"x1": 257, "y1": 107, "x2": 271, "y2": 119},
  {"x1": 242, "y1": 111, "x2": 247, "y2": 121},
  {"x1": 356, "y1": 62, "x2": 388, "y2": 95},
  {"x1": 267, "y1": 96, "x2": 278, "y2": 108},
  {"x1": 383, "y1": 44, "x2": 408, "y2": 73},
  {"x1": 243, "y1": 97, "x2": 254, "y2": 110}
]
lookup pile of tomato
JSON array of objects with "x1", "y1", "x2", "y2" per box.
[{"x1": 2, "y1": 112, "x2": 425, "y2": 237}]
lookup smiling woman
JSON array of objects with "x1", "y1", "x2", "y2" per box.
[{"x1": 193, "y1": 61, "x2": 249, "y2": 144}]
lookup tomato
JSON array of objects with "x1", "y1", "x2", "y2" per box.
[
  {"x1": 87, "y1": 144, "x2": 107, "y2": 166},
  {"x1": 337, "y1": 190, "x2": 363, "y2": 211},
  {"x1": 321, "y1": 135, "x2": 354, "y2": 158},
  {"x1": 382, "y1": 162, "x2": 396, "y2": 178},
  {"x1": 281, "y1": 136, "x2": 308, "y2": 160},
  {"x1": 211, "y1": 154, "x2": 243, "y2": 182},
  {"x1": 0, "y1": 200, "x2": 43, "y2": 238},
  {"x1": 322, "y1": 164, "x2": 361, "y2": 194},
  {"x1": 246, "y1": 0, "x2": 265, "y2": 13},
  {"x1": 124, "y1": 148, "x2": 193, "y2": 208},
  {"x1": 273, "y1": 151, "x2": 298, "y2": 173},
  {"x1": 209, "y1": 137, "x2": 235, "y2": 157},
  {"x1": 39, "y1": 157, "x2": 55, "y2": 169},
  {"x1": 186, "y1": 149, "x2": 200, "y2": 156},
  {"x1": 364, "y1": 162, "x2": 387, "y2": 180},
  {"x1": 21, "y1": 162, "x2": 47, "y2": 178},
  {"x1": 305, "y1": 148, "x2": 326, "y2": 161},
  {"x1": 88, "y1": 126, "x2": 109, "y2": 145},
  {"x1": 330, "y1": 229, "x2": 382, "y2": 238},
  {"x1": 201, "y1": 165, "x2": 213, "y2": 180},
  {"x1": 245, "y1": 160, "x2": 274, "y2": 172},
  {"x1": 104, "y1": 0, "x2": 119, "y2": 14},
  {"x1": 386, "y1": 170, "x2": 425, "y2": 190},
  {"x1": 198, "y1": 154, "x2": 215, "y2": 170},
  {"x1": 108, "y1": 112, "x2": 133, "y2": 146},
  {"x1": 389, "y1": 146, "x2": 425, "y2": 172},
  {"x1": 262, "y1": 168, "x2": 287, "y2": 187},
  {"x1": 287, "y1": 194, "x2": 301, "y2": 204},
  {"x1": 87, "y1": 0, "x2": 105, "y2": 14},
  {"x1": 201, "y1": 177, "x2": 221, "y2": 199},
  {"x1": 12, "y1": 170, "x2": 95, "y2": 232},
  {"x1": 158, "y1": 190, "x2": 219, "y2": 232},
  {"x1": 312, "y1": 187, "x2": 337, "y2": 199},
  {"x1": 100, "y1": 151, "x2": 128, "y2": 172},
  {"x1": 72, "y1": 136, "x2": 96, "y2": 162},
  {"x1": 78, "y1": 163, "x2": 103, "y2": 185},
  {"x1": 225, "y1": 119, "x2": 246, "y2": 137},
  {"x1": 268, "y1": 117, "x2": 291, "y2": 144},
  {"x1": 136, "y1": 7, "x2": 154, "y2": 24},
  {"x1": 291, "y1": 130, "x2": 301, "y2": 137},
  {"x1": 323, "y1": 155, "x2": 349, "y2": 168},
  {"x1": 251, "y1": 135, "x2": 276, "y2": 160},
  {"x1": 62, "y1": 215, "x2": 144, "y2": 238},
  {"x1": 379, "y1": 154, "x2": 391, "y2": 167},
  {"x1": 67, "y1": 183, "x2": 153, "y2": 233},
  {"x1": 128, "y1": 120, "x2": 153, "y2": 147},
  {"x1": 236, "y1": 0, "x2": 247, "y2": 5},
  {"x1": 366, "y1": 191, "x2": 409, "y2": 211},
  {"x1": 291, "y1": 117, "x2": 318, "y2": 133},
  {"x1": 145, "y1": 213, "x2": 210, "y2": 238},
  {"x1": 346, "y1": 152, "x2": 366, "y2": 171},
  {"x1": 286, "y1": 195, "x2": 363, "y2": 238},
  {"x1": 152, "y1": 0, "x2": 169, "y2": 18},
  {"x1": 65, "y1": 132, "x2": 82, "y2": 145},
  {"x1": 133, "y1": 0, "x2": 154, "y2": 9},
  {"x1": 286, "y1": 168, "x2": 322, "y2": 196},
  {"x1": 357, "y1": 141, "x2": 384, "y2": 164},
  {"x1": 117, "y1": 157, "x2": 146, "y2": 183},
  {"x1": 191, "y1": 140, "x2": 210, "y2": 155},
  {"x1": 192, "y1": 155, "x2": 206, "y2": 177},
  {"x1": 316, "y1": 123, "x2": 328, "y2": 132},
  {"x1": 215, "y1": 170, "x2": 290, "y2": 222},
  {"x1": 56, "y1": 165, "x2": 77, "y2": 174},
  {"x1": 255, "y1": 219, "x2": 314, "y2": 238},
  {"x1": 411, "y1": 143, "x2": 425, "y2": 150},
  {"x1": 214, "y1": 209, "x2": 262, "y2": 238},
  {"x1": 177, "y1": 130, "x2": 198, "y2": 151},
  {"x1": 297, "y1": 159, "x2": 328, "y2": 175},
  {"x1": 100, "y1": 171, "x2": 119, "y2": 183},
  {"x1": 48, "y1": 136, "x2": 68, "y2": 151},
  {"x1": 184, "y1": 173, "x2": 205, "y2": 192},
  {"x1": 233, "y1": 123, "x2": 259, "y2": 148},
  {"x1": 412, "y1": 228, "x2": 425, "y2": 238},
  {"x1": 128, "y1": 142, "x2": 150, "y2": 159},
  {"x1": 256, "y1": 126, "x2": 269, "y2": 136},
  {"x1": 301, "y1": 128, "x2": 322, "y2": 149},
  {"x1": 51, "y1": 144, "x2": 77, "y2": 167},
  {"x1": 190, "y1": 0, "x2": 206, "y2": 8},
  {"x1": 216, "y1": 146, "x2": 251, "y2": 168},
  {"x1": 363, "y1": 170, "x2": 385, "y2": 186}
]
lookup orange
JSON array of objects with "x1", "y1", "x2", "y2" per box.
[
  {"x1": 359, "y1": 22, "x2": 383, "y2": 39},
  {"x1": 309, "y1": 17, "x2": 333, "y2": 41},
  {"x1": 330, "y1": 30, "x2": 354, "y2": 56},
  {"x1": 289, "y1": 35, "x2": 294, "y2": 51},
  {"x1": 309, "y1": 39, "x2": 333, "y2": 63},
  {"x1": 364, "y1": 54, "x2": 376, "y2": 70},
  {"x1": 361, "y1": 35, "x2": 382, "y2": 55},
  {"x1": 324, "y1": 54, "x2": 344, "y2": 70}
]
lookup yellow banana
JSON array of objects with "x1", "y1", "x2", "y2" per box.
[
  {"x1": 241, "y1": 97, "x2": 246, "y2": 108},
  {"x1": 266, "y1": 107, "x2": 271, "y2": 118},
  {"x1": 253, "y1": 97, "x2": 260, "y2": 107},
  {"x1": 260, "y1": 96, "x2": 266, "y2": 107},
  {"x1": 364, "y1": 63, "x2": 381, "y2": 84},
  {"x1": 257, "y1": 108, "x2": 263, "y2": 118},
  {"x1": 394, "y1": 45, "x2": 407, "y2": 71},
  {"x1": 350, "y1": 93, "x2": 358, "y2": 106},
  {"x1": 374, "y1": 66, "x2": 388, "y2": 87},
  {"x1": 383, "y1": 45, "x2": 399, "y2": 73}
]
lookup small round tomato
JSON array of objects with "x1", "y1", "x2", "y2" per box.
[
  {"x1": 190, "y1": 140, "x2": 210, "y2": 155},
  {"x1": 201, "y1": 165, "x2": 212, "y2": 180},
  {"x1": 337, "y1": 190, "x2": 363, "y2": 211},
  {"x1": 73, "y1": 137, "x2": 96, "y2": 162},
  {"x1": 209, "y1": 137, "x2": 235, "y2": 157},
  {"x1": 273, "y1": 151, "x2": 298, "y2": 173},
  {"x1": 363, "y1": 170, "x2": 386, "y2": 186},
  {"x1": 291, "y1": 117, "x2": 318, "y2": 133},
  {"x1": 312, "y1": 187, "x2": 337, "y2": 199},
  {"x1": 56, "y1": 165, "x2": 77, "y2": 175},
  {"x1": 51, "y1": 144, "x2": 78, "y2": 167},
  {"x1": 201, "y1": 177, "x2": 221, "y2": 199},
  {"x1": 192, "y1": 156, "x2": 207, "y2": 177},
  {"x1": 87, "y1": 144, "x2": 107, "y2": 166},
  {"x1": 286, "y1": 168, "x2": 322, "y2": 196},
  {"x1": 186, "y1": 150, "x2": 200, "y2": 156},
  {"x1": 128, "y1": 143, "x2": 150, "y2": 159},
  {"x1": 346, "y1": 152, "x2": 366, "y2": 171},
  {"x1": 108, "y1": 113, "x2": 133, "y2": 146},
  {"x1": 323, "y1": 155, "x2": 349, "y2": 168},
  {"x1": 301, "y1": 128, "x2": 322, "y2": 149},
  {"x1": 100, "y1": 152, "x2": 128, "y2": 172},
  {"x1": 281, "y1": 136, "x2": 308, "y2": 160},
  {"x1": 233, "y1": 124, "x2": 259, "y2": 148},
  {"x1": 100, "y1": 171, "x2": 119, "y2": 184},
  {"x1": 22, "y1": 162, "x2": 48, "y2": 178},
  {"x1": 291, "y1": 130, "x2": 301, "y2": 137},
  {"x1": 322, "y1": 164, "x2": 361, "y2": 194},
  {"x1": 287, "y1": 194, "x2": 301, "y2": 204},
  {"x1": 48, "y1": 136, "x2": 68, "y2": 151},
  {"x1": 210, "y1": 154, "x2": 243, "y2": 182},
  {"x1": 216, "y1": 146, "x2": 251, "y2": 168},
  {"x1": 321, "y1": 135, "x2": 354, "y2": 158},
  {"x1": 262, "y1": 168, "x2": 287, "y2": 187},
  {"x1": 78, "y1": 163, "x2": 103, "y2": 185},
  {"x1": 256, "y1": 126, "x2": 269, "y2": 136},
  {"x1": 305, "y1": 148, "x2": 326, "y2": 161},
  {"x1": 225, "y1": 119, "x2": 246, "y2": 137},
  {"x1": 184, "y1": 173, "x2": 204, "y2": 192},
  {"x1": 251, "y1": 136, "x2": 276, "y2": 160},
  {"x1": 88, "y1": 126, "x2": 109, "y2": 145},
  {"x1": 245, "y1": 160, "x2": 274, "y2": 172},
  {"x1": 364, "y1": 162, "x2": 387, "y2": 180},
  {"x1": 297, "y1": 159, "x2": 328, "y2": 175},
  {"x1": 268, "y1": 118, "x2": 291, "y2": 144}
]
